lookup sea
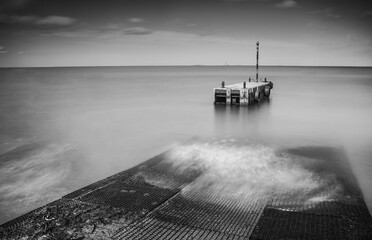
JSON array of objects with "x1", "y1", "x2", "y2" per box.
[{"x1": 0, "y1": 66, "x2": 371, "y2": 224}]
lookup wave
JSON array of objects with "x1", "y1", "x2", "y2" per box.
[
  {"x1": 0, "y1": 141, "x2": 74, "y2": 220},
  {"x1": 166, "y1": 138, "x2": 344, "y2": 206}
]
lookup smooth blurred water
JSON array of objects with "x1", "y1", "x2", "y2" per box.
[{"x1": 0, "y1": 66, "x2": 371, "y2": 224}]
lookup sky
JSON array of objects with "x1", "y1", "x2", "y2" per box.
[{"x1": 0, "y1": 0, "x2": 371, "y2": 67}]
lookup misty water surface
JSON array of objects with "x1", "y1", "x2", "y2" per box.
[{"x1": 0, "y1": 66, "x2": 371, "y2": 224}]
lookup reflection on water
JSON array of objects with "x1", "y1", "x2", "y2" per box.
[
  {"x1": 214, "y1": 98, "x2": 271, "y2": 125},
  {"x1": 214, "y1": 98, "x2": 272, "y2": 139},
  {"x1": 0, "y1": 66, "x2": 371, "y2": 224}
]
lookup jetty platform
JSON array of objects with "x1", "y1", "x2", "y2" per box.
[
  {"x1": 1, "y1": 139, "x2": 372, "y2": 239},
  {"x1": 213, "y1": 42, "x2": 273, "y2": 106},
  {"x1": 214, "y1": 81, "x2": 273, "y2": 106}
]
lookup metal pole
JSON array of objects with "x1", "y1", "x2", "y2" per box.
[{"x1": 256, "y1": 41, "x2": 259, "y2": 82}]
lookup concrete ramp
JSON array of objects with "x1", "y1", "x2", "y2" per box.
[{"x1": 1, "y1": 139, "x2": 371, "y2": 239}]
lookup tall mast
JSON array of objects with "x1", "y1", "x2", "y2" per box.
[{"x1": 256, "y1": 41, "x2": 259, "y2": 82}]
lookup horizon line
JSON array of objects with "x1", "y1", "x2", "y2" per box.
[{"x1": 1, "y1": 64, "x2": 372, "y2": 69}]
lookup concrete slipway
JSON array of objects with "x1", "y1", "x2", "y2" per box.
[{"x1": 1, "y1": 139, "x2": 371, "y2": 239}]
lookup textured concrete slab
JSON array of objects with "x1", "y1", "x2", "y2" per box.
[
  {"x1": 1, "y1": 139, "x2": 371, "y2": 239},
  {"x1": 226, "y1": 82, "x2": 269, "y2": 89}
]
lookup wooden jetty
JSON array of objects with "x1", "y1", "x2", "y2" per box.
[
  {"x1": 1, "y1": 139, "x2": 372, "y2": 239},
  {"x1": 214, "y1": 42, "x2": 273, "y2": 106}
]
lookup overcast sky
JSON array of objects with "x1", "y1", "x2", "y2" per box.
[{"x1": 0, "y1": 0, "x2": 371, "y2": 67}]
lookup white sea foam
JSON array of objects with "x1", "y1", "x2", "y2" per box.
[
  {"x1": 0, "y1": 143, "x2": 73, "y2": 216},
  {"x1": 0, "y1": 137, "x2": 30, "y2": 156},
  {"x1": 167, "y1": 139, "x2": 342, "y2": 204}
]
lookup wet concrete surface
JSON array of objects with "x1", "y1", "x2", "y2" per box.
[{"x1": 1, "y1": 140, "x2": 372, "y2": 239}]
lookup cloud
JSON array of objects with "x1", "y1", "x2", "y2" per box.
[
  {"x1": 222, "y1": 0, "x2": 246, "y2": 2},
  {"x1": 361, "y1": 10, "x2": 372, "y2": 17},
  {"x1": 105, "y1": 23, "x2": 122, "y2": 30},
  {"x1": 41, "y1": 30, "x2": 93, "y2": 38},
  {"x1": 35, "y1": 16, "x2": 76, "y2": 26},
  {"x1": 346, "y1": 33, "x2": 371, "y2": 44},
  {"x1": 222, "y1": 0, "x2": 271, "y2": 2},
  {"x1": 0, "y1": 0, "x2": 29, "y2": 9},
  {"x1": 0, "y1": 14, "x2": 36, "y2": 24},
  {"x1": 274, "y1": 0, "x2": 297, "y2": 9},
  {"x1": 128, "y1": 18, "x2": 144, "y2": 23},
  {"x1": 124, "y1": 27, "x2": 152, "y2": 35},
  {"x1": 222, "y1": 0, "x2": 271, "y2": 3},
  {"x1": 312, "y1": 8, "x2": 341, "y2": 19},
  {"x1": 307, "y1": 22, "x2": 328, "y2": 31},
  {"x1": 41, "y1": 26, "x2": 153, "y2": 39},
  {"x1": 0, "y1": 46, "x2": 8, "y2": 53},
  {"x1": 142, "y1": 30, "x2": 249, "y2": 46},
  {"x1": 0, "y1": 14, "x2": 76, "y2": 26},
  {"x1": 187, "y1": 23, "x2": 197, "y2": 27}
]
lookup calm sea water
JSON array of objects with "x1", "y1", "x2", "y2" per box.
[{"x1": 0, "y1": 66, "x2": 371, "y2": 224}]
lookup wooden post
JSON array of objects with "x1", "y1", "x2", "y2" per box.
[{"x1": 256, "y1": 41, "x2": 259, "y2": 82}]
